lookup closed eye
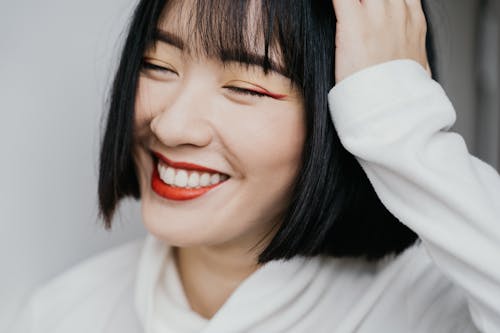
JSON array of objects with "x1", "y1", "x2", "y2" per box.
[
  {"x1": 140, "y1": 59, "x2": 178, "y2": 75},
  {"x1": 223, "y1": 86, "x2": 269, "y2": 98}
]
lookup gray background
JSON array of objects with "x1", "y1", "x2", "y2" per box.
[
  {"x1": 0, "y1": 0, "x2": 147, "y2": 328},
  {"x1": 1, "y1": 0, "x2": 499, "y2": 329}
]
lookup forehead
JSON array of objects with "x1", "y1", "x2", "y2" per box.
[{"x1": 155, "y1": 0, "x2": 284, "y2": 72}]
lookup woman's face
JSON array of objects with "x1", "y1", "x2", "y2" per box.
[{"x1": 132, "y1": 0, "x2": 306, "y2": 251}]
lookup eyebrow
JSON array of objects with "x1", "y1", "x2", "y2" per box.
[{"x1": 153, "y1": 29, "x2": 288, "y2": 77}]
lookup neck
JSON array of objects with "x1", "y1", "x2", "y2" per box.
[{"x1": 174, "y1": 243, "x2": 262, "y2": 319}]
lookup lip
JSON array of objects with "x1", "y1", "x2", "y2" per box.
[{"x1": 152, "y1": 151, "x2": 228, "y2": 175}]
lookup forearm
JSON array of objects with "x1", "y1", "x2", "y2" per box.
[{"x1": 328, "y1": 59, "x2": 500, "y2": 332}]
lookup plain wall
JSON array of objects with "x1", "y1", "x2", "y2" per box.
[
  {"x1": 0, "y1": 0, "x2": 498, "y2": 329},
  {"x1": 0, "y1": 0, "x2": 146, "y2": 328}
]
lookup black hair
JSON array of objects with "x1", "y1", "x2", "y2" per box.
[{"x1": 98, "y1": 0, "x2": 439, "y2": 263}]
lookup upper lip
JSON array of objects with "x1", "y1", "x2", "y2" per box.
[{"x1": 153, "y1": 151, "x2": 229, "y2": 176}]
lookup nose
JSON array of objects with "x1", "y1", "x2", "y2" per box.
[{"x1": 150, "y1": 85, "x2": 214, "y2": 148}]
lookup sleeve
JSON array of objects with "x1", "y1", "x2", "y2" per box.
[{"x1": 327, "y1": 59, "x2": 500, "y2": 333}]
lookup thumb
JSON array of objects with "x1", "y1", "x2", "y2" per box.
[{"x1": 332, "y1": 0, "x2": 361, "y2": 21}]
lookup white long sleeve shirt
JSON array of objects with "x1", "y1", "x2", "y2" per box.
[{"x1": 7, "y1": 59, "x2": 500, "y2": 333}]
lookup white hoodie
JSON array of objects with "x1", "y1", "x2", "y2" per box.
[{"x1": 7, "y1": 59, "x2": 500, "y2": 333}]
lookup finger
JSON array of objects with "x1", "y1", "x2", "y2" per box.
[
  {"x1": 332, "y1": 0, "x2": 362, "y2": 20},
  {"x1": 407, "y1": 0, "x2": 429, "y2": 66},
  {"x1": 361, "y1": 0, "x2": 386, "y2": 11},
  {"x1": 362, "y1": 0, "x2": 407, "y2": 24},
  {"x1": 405, "y1": 0, "x2": 424, "y2": 11},
  {"x1": 386, "y1": 0, "x2": 409, "y2": 22},
  {"x1": 405, "y1": 0, "x2": 426, "y2": 25}
]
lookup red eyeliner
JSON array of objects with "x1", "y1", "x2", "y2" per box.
[{"x1": 253, "y1": 89, "x2": 288, "y2": 100}]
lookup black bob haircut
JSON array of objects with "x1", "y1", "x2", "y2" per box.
[{"x1": 99, "y1": 0, "x2": 439, "y2": 263}]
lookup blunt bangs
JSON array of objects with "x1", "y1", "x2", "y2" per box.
[
  {"x1": 149, "y1": 0, "x2": 307, "y2": 83},
  {"x1": 99, "y1": 0, "x2": 439, "y2": 263}
]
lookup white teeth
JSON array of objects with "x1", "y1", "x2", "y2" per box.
[
  {"x1": 157, "y1": 161, "x2": 229, "y2": 188},
  {"x1": 200, "y1": 173, "x2": 211, "y2": 186},
  {"x1": 187, "y1": 172, "x2": 200, "y2": 188},
  {"x1": 158, "y1": 164, "x2": 176, "y2": 185},
  {"x1": 174, "y1": 170, "x2": 189, "y2": 187},
  {"x1": 210, "y1": 174, "x2": 220, "y2": 185},
  {"x1": 165, "y1": 167, "x2": 175, "y2": 185}
]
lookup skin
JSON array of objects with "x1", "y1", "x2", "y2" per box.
[
  {"x1": 132, "y1": 0, "x2": 429, "y2": 319},
  {"x1": 132, "y1": 0, "x2": 305, "y2": 318},
  {"x1": 332, "y1": 0, "x2": 431, "y2": 84}
]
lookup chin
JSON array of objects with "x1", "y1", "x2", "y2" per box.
[
  {"x1": 140, "y1": 199, "x2": 206, "y2": 247},
  {"x1": 140, "y1": 194, "x2": 244, "y2": 249}
]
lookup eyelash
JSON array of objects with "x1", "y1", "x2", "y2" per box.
[
  {"x1": 141, "y1": 60, "x2": 269, "y2": 98},
  {"x1": 141, "y1": 60, "x2": 177, "y2": 74},
  {"x1": 223, "y1": 86, "x2": 268, "y2": 98}
]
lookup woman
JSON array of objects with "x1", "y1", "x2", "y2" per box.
[{"x1": 9, "y1": 0, "x2": 500, "y2": 332}]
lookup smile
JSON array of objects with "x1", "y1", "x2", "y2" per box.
[{"x1": 150, "y1": 152, "x2": 230, "y2": 201}]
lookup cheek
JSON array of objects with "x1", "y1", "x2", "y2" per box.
[
  {"x1": 134, "y1": 77, "x2": 172, "y2": 125},
  {"x1": 222, "y1": 103, "x2": 306, "y2": 234},
  {"x1": 132, "y1": 79, "x2": 171, "y2": 194},
  {"x1": 134, "y1": 78, "x2": 151, "y2": 123},
  {"x1": 133, "y1": 149, "x2": 147, "y2": 190},
  {"x1": 224, "y1": 102, "x2": 306, "y2": 180}
]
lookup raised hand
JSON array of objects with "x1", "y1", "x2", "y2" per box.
[{"x1": 332, "y1": 0, "x2": 431, "y2": 84}]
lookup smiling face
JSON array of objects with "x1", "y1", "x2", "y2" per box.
[{"x1": 132, "y1": 0, "x2": 306, "y2": 252}]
